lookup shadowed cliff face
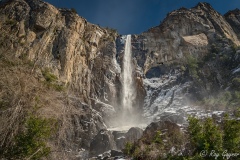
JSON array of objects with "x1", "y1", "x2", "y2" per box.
[
  {"x1": 0, "y1": 0, "x2": 240, "y2": 159},
  {"x1": 0, "y1": 0, "x2": 121, "y2": 158}
]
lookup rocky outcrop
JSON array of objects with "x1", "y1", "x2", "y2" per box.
[
  {"x1": 225, "y1": 9, "x2": 240, "y2": 39},
  {"x1": 127, "y1": 2, "x2": 240, "y2": 74},
  {"x1": 127, "y1": 120, "x2": 185, "y2": 159},
  {"x1": 182, "y1": 33, "x2": 208, "y2": 46}
]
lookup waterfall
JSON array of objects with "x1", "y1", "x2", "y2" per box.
[
  {"x1": 108, "y1": 35, "x2": 146, "y2": 130},
  {"x1": 122, "y1": 35, "x2": 135, "y2": 112}
]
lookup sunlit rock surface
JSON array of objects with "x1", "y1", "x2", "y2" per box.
[{"x1": 0, "y1": 0, "x2": 240, "y2": 159}]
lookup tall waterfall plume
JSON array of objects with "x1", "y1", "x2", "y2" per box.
[{"x1": 122, "y1": 35, "x2": 135, "y2": 112}]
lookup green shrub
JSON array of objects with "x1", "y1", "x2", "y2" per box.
[
  {"x1": 231, "y1": 44, "x2": 240, "y2": 52},
  {"x1": 123, "y1": 115, "x2": 240, "y2": 159},
  {"x1": 4, "y1": 116, "x2": 56, "y2": 159},
  {"x1": 0, "y1": 100, "x2": 8, "y2": 110},
  {"x1": 204, "y1": 52, "x2": 216, "y2": 61},
  {"x1": 52, "y1": 83, "x2": 65, "y2": 91},
  {"x1": 211, "y1": 44, "x2": 219, "y2": 53},
  {"x1": 123, "y1": 142, "x2": 134, "y2": 156},
  {"x1": 41, "y1": 68, "x2": 66, "y2": 91},
  {"x1": 188, "y1": 116, "x2": 204, "y2": 151},
  {"x1": 42, "y1": 68, "x2": 57, "y2": 83},
  {"x1": 103, "y1": 27, "x2": 118, "y2": 42},
  {"x1": 180, "y1": 66, "x2": 186, "y2": 71},
  {"x1": 5, "y1": 19, "x2": 17, "y2": 26},
  {"x1": 232, "y1": 78, "x2": 240, "y2": 89},
  {"x1": 188, "y1": 115, "x2": 240, "y2": 159},
  {"x1": 230, "y1": 92, "x2": 240, "y2": 107},
  {"x1": 186, "y1": 55, "x2": 199, "y2": 79},
  {"x1": 42, "y1": 68, "x2": 66, "y2": 91},
  {"x1": 153, "y1": 131, "x2": 162, "y2": 144},
  {"x1": 19, "y1": 53, "x2": 28, "y2": 61},
  {"x1": 223, "y1": 115, "x2": 240, "y2": 153},
  {"x1": 188, "y1": 116, "x2": 223, "y2": 156},
  {"x1": 44, "y1": 82, "x2": 65, "y2": 92},
  {"x1": 71, "y1": 8, "x2": 77, "y2": 14}
]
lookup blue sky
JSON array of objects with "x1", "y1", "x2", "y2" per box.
[{"x1": 45, "y1": 0, "x2": 240, "y2": 35}]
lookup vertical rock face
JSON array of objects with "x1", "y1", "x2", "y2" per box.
[
  {"x1": 0, "y1": 0, "x2": 120, "y2": 107},
  {"x1": 0, "y1": 0, "x2": 240, "y2": 159},
  {"x1": 0, "y1": 0, "x2": 120, "y2": 158}
]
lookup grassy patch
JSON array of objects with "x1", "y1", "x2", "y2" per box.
[
  {"x1": 41, "y1": 68, "x2": 65, "y2": 92},
  {"x1": 42, "y1": 68, "x2": 58, "y2": 83}
]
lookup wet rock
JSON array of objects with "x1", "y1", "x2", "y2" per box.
[
  {"x1": 112, "y1": 131, "x2": 126, "y2": 149},
  {"x1": 89, "y1": 129, "x2": 117, "y2": 157},
  {"x1": 115, "y1": 136, "x2": 126, "y2": 150},
  {"x1": 113, "y1": 127, "x2": 143, "y2": 150},
  {"x1": 96, "y1": 150, "x2": 124, "y2": 160},
  {"x1": 110, "y1": 149, "x2": 124, "y2": 157},
  {"x1": 125, "y1": 127, "x2": 143, "y2": 143}
]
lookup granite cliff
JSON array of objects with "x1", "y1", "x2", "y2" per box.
[
  {"x1": 0, "y1": 0, "x2": 120, "y2": 158},
  {"x1": 0, "y1": 0, "x2": 239, "y2": 159}
]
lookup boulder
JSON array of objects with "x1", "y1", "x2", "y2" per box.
[
  {"x1": 125, "y1": 127, "x2": 143, "y2": 143},
  {"x1": 115, "y1": 136, "x2": 126, "y2": 150},
  {"x1": 143, "y1": 120, "x2": 181, "y2": 139},
  {"x1": 113, "y1": 127, "x2": 143, "y2": 150},
  {"x1": 89, "y1": 129, "x2": 117, "y2": 157}
]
